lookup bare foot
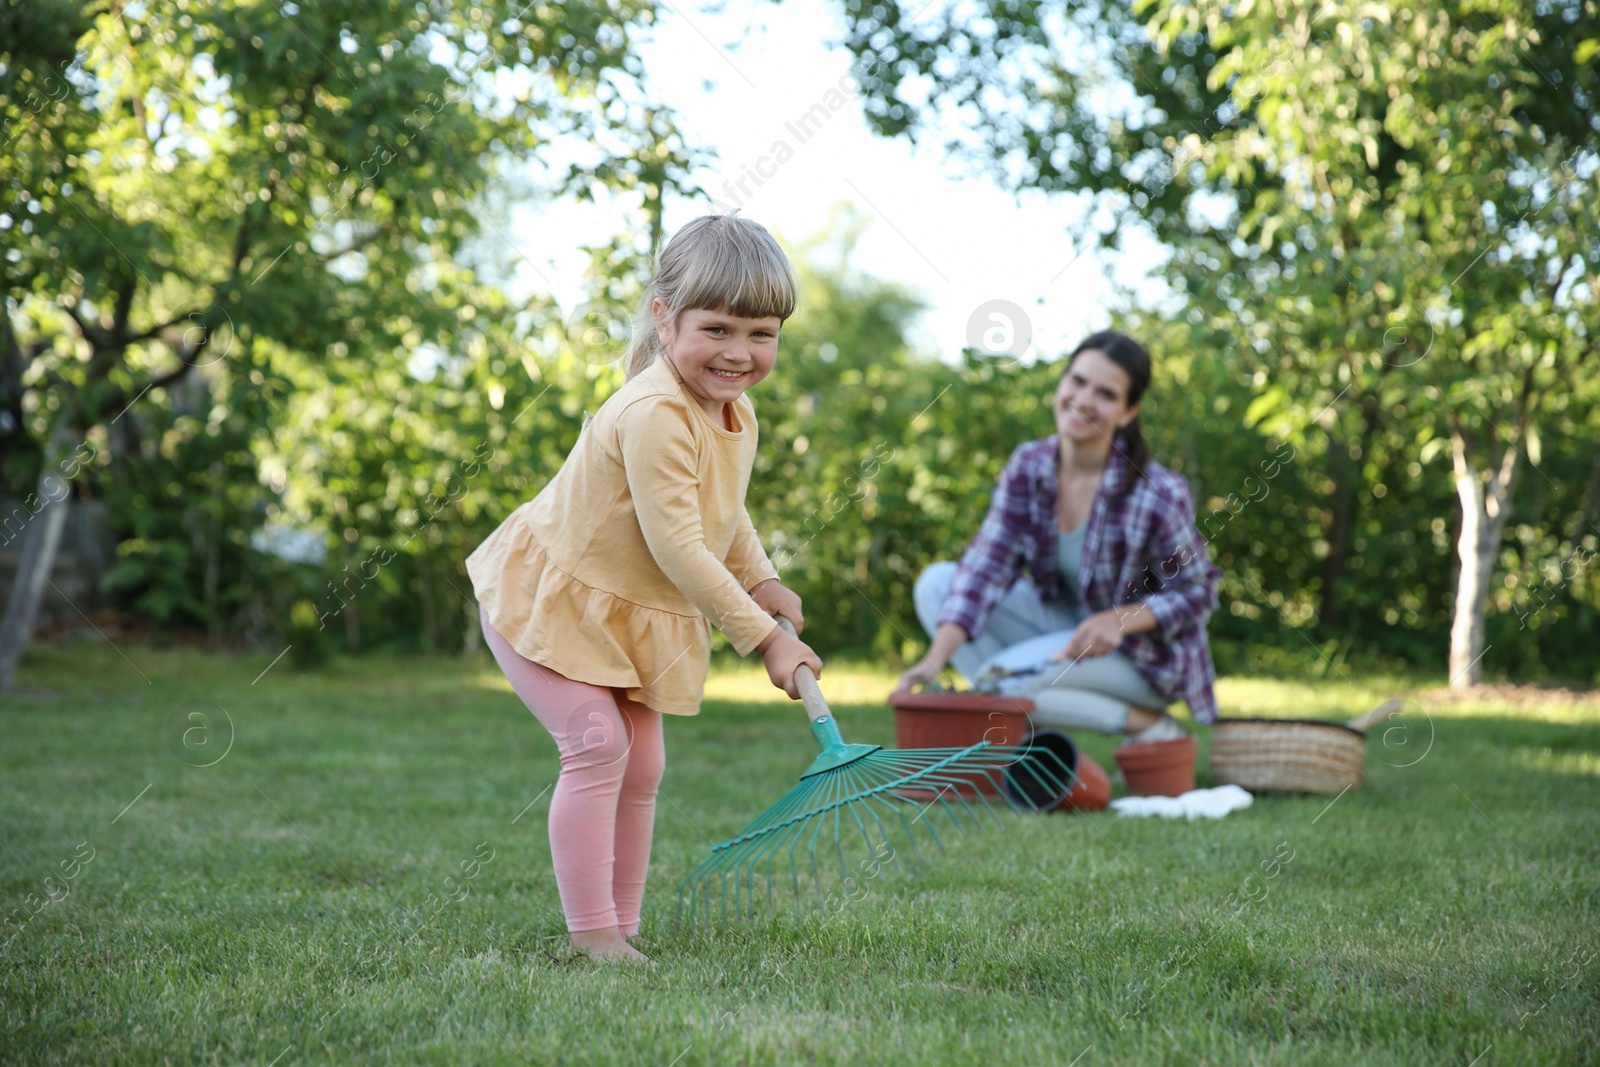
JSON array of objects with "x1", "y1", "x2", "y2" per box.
[{"x1": 571, "y1": 926, "x2": 653, "y2": 965}]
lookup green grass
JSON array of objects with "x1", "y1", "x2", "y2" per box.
[{"x1": 3, "y1": 643, "x2": 1597, "y2": 1065}]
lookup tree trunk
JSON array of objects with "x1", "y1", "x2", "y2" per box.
[
  {"x1": 1578, "y1": 441, "x2": 1600, "y2": 536},
  {"x1": 1318, "y1": 429, "x2": 1357, "y2": 630},
  {"x1": 1449, "y1": 428, "x2": 1519, "y2": 688},
  {"x1": 1318, "y1": 388, "x2": 1385, "y2": 631},
  {"x1": 0, "y1": 420, "x2": 77, "y2": 692}
]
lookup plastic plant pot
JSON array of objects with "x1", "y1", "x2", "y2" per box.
[
  {"x1": 888, "y1": 689, "x2": 1033, "y2": 797},
  {"x1": 1112, "y1": 736, "x2": 1197, "y2": 797},
  {"x1": 1000, "y1": 729, "x2": 1112, "y2": 813}
]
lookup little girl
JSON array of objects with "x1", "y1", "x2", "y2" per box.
[{"x1": 466, "y1": 214, "x2": 821, "y2": 964}]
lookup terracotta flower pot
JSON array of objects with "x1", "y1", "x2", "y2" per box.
[
  {"x1": 888, "y1": 689, "x2": 1033, "y2": 797},
  {"x1": 1112, "y1": 736, "x2": 1197, "y2": 797},
  {"x1": 999, "y1": 730, "x2": 1112, "y2": 813}
]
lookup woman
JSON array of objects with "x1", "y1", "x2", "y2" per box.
[{"x1": 896, "y1": 331, "x2": 1221, "y2": 742}]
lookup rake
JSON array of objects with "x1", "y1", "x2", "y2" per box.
[{"x1": 678, "y1": 619, "x2": 1076, "y2": 923}]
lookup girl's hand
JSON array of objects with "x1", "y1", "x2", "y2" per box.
[
  {"x1": 755, "y1": 625, "x2": 823, "y2": 700},
  {"x1": 750, "y1": 579, "x2": 804, "y2": 633},
  {"x1": 1053, "y1": 610, "x2": 1126, "y2": 662}
]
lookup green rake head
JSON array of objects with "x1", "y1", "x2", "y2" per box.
[{"x1": 677, "y1": 697, "x2": 1077, "y2": 925}]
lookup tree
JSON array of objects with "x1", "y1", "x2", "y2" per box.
[
  {"x1": 0, "y1": 0, "x2": 687, "y2": 688},
  {"x1": 832, "y1": 0, "x2": 1600, "y2": 684}
]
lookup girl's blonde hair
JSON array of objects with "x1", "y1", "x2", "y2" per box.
[{"x1": 625, "y1": 214, "x2": 797, "y2": 380}]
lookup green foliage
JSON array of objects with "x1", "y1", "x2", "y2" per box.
[
  {"x1": 284, "y1": 597, "x2": 333, "y2": 669},
  {"x1": 7, "y1": 0, "x2": 1598, "y2": 687},
  {"x1": 96, "y1": 356, "x2": 276, "y2": 632},
  {"x1": 1, "y1": 0, "x2": 695, "y2": 650},
  {"x1": 830, "y1": 0, "x2": 1600, "y2": 678}
]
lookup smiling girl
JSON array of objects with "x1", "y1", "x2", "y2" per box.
[{"x1": 466, "y1": 214, "x2": 820, "y2": 964}]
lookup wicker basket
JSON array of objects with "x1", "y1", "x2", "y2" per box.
[{"x1": 1208, "y1": 718, "x2": 1366, "y2": 794}]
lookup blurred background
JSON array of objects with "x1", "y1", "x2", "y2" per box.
[{"x1": 3, "y1": 0, "x2": 1597, "y2": 692}]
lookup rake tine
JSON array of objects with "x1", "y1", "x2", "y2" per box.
[
  {"x1": 807, "y1": 809, "x2": 825, "y2": 909},
  {"x1": 920, "y1": 773, "x2": 988, "y2": 833},
  {"x1": 832, "y1": 804, "x2": 849, "y2": 893},
  {"x1": 1007, "y1": 760, "x2": 1048, "y2": 812},
  {"x1": 737, "y1": 841, "x2": 758, "y2": 917},
  {"x1": 772, "y1": 820, "x2": 803, "y2": 896},
  {"x1": 1017, "y1": 747, "x2": 1078, "y2": 809},
  {"x1": 787, "y1": 822, "x2": 804, "y2": 903},
  {"x1": 1034, "y1": 751, "x2": 1078, "y2": 801},
  {"x1": 729, "y1": 857, "x2": 744, "y2": 920},
  {"x1": 753, "y1": 823, "x2": 788, "y2": 909},
  {"x1": 908, "y1": 783, "x2": 954, "y2": 851},
  {"x1": 861, "y1": 794, "x2": 905, "y2": 873},
  {"x1": 738, "y1": 823, "x2": 778, "y2": 911},
  {"x1": 960, "y1": 771, "x2": 998, "y2": 831},
  {"x1": 696, "y1": 844, "x2": 738, "y2": 920},
  {"x1": 885, "y1": 794, "x2": 931, "y2": 866},
  {"x1": 1005, "y1": 759, "x2": 1046, "y2": 812},
  {"x1": 937, "y1": 765, "x2": 998, "y2": 826},
  {"x1": 849, "y1": 801, "x2": 883, "y2": 879},
  {"x1": 946, "y1": 775, "x2": 996, "y2": 830}
]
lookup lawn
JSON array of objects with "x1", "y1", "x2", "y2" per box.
[{"x1": 3, "y1": 642, "x2": 1597, "y2": 1065}]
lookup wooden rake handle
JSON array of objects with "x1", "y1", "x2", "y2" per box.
[{"x1": 774, "y1": 616, "x2": 832, "y2": 723}]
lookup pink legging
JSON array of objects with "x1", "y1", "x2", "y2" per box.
[{"x1": 479, "y1": 605, "x2": 665, "y2": 934}]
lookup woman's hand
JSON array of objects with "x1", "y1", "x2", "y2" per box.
[
  {"x1": 755, "y1": 624, "x2": 823, "y2": 700},
  {"x1": 1053, "y1": 610, "x2": 1127, "y2": 662},
  {"x1": 895, "y1": 658, "x2": 942, "y2": 694},
  {"x1": 750, "y1": 579, "x2": 804, "y2": 633},
  {"x1": 894, "y1": 623, "x2": 968, "y2": 693}
]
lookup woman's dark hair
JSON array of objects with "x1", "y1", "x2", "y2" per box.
[{"x1": 1064, "y1": 330, "x2": 1152, "y2": 475}]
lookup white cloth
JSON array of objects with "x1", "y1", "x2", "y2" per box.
[{"x1": 1108, "y1": 784, "x2": 1254, "y2": 820}]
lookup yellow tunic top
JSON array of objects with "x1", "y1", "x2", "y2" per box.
[{"x1": 466, "y1": 356, "x2": 780, "y2": 715}]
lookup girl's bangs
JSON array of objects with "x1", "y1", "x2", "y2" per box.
[{"x1": 674, "y1": 231, "x2": 796, "y2": 321}]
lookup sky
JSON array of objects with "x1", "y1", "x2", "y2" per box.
[{"x1": 503, "y1": 0, "x2": 1170, "y2": 363}]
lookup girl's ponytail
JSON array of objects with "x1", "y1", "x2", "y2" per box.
[
  {"x1": 626, "y1": 285, "x2": 666, "y2": 380},
  {"x1": 624, "y1": 213, "x2": 796, "y2": 381}
]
